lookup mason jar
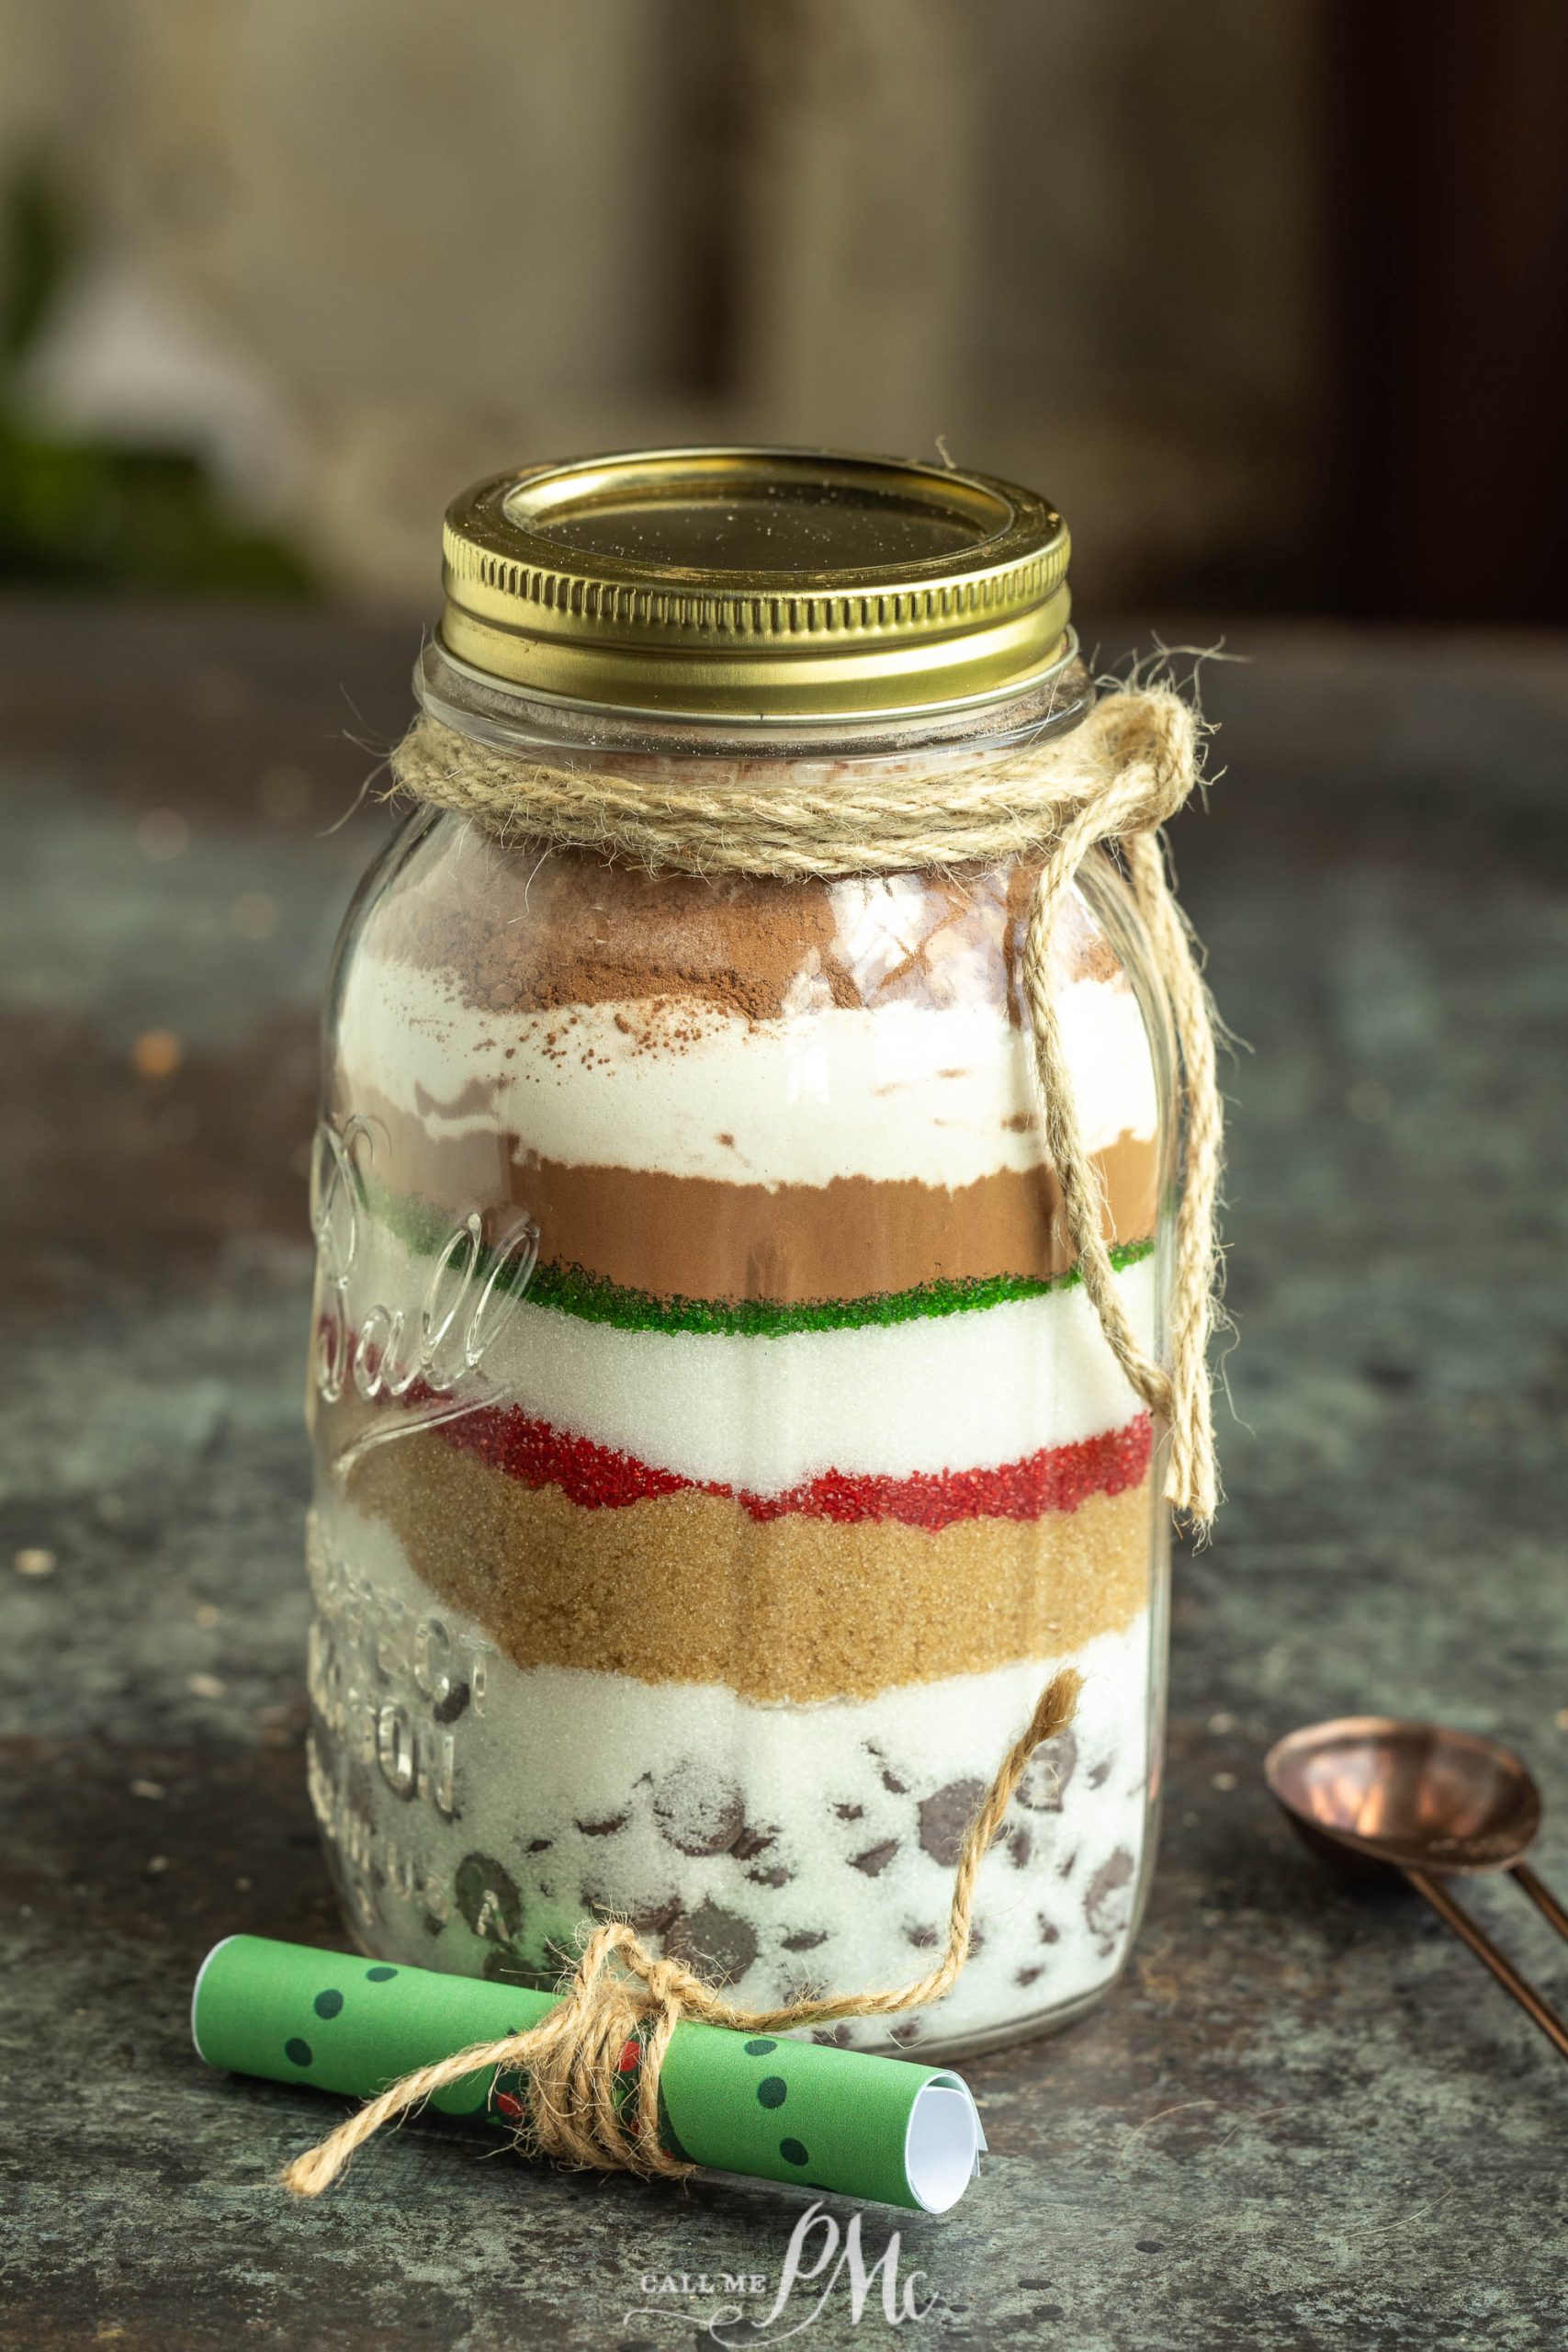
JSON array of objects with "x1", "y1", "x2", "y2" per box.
[{"x1": 304, "y1": 447, "x2": 1173, "y2": 2057}]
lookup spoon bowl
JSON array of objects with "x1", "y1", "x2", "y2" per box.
[
  {"x1": 1265, "y1": 1714, "x2": 1542, "y2": 1878},
  {"x1": 1265, "y1": 1713, "x2": 1568, "y2": 2067}
]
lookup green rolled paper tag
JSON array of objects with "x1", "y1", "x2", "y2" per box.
[{"x1": 192, "y1": 1937, "x2": 985, "y2": 2213}]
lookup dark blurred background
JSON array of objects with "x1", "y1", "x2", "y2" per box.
[{"x1": 3, "y1": 0, "x2": 1565, "y2": 624}]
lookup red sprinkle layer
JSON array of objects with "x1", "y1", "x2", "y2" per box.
[{"x1": 433, "y1": 1395, "x2": 1153, "y2": 1532}]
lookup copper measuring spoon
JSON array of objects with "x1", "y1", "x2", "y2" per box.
[{"x1": 1265, "y1": 1715, "x2": 1568, "y2": 2062}]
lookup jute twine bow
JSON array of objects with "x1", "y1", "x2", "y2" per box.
[
  {"x1": 284, "y1": 1669, "x2": 1080, "y2": 2195},
  {"x1": 280, "y1": 681, "x2": 1224, "y2": 2198},
  {"x1": 389, "y1": 680, "x2": 1224, "y2": 1524}
]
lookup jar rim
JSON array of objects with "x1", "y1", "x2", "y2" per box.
[{"x1": 415, "y1": 631, "x2": 1094, "y2": 765}]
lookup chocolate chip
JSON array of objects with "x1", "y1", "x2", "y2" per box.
[
  {"x1": 664, "y1": 1901, "x2": 758, "y2": 1982},
  {"x1": 1007, "y1": 1826, "x2": 1032, "y2": 1869},
  {"x1": 433, "y1": 1679, "x2": 470, "y2": 1725},
  {"x1": 918, "y1": 1780, "x2": 986, "y2": 1866},
  {"x1": 583, "y1": 1883, "x2": 678, "y2": 1935},
  {"x1": 746, "y1": 1863, "x2": 792, "y2": 1889},
  {"x1": 1037, "y1": 1914, "x2": 1061, "y2": 1946},
  {"x1": 889, "y1": 2019, "x2": 924, "y2": 2047},
  {"x1": 782, "y1": 1928, "x2": 827, "y2": 1953},
  {"x1": 834, "y1": 1800, "x2": 864, "y2": 1822},
  {"x1": 524, "y1": 1836, "x2": 553, "y2": 1854},
  {"x1": 1016, "y1": 1963, "x2": 1044, "y2": 1987},
  {"x1": 731, "y1": 1821, "x2": 777, "y2": 1862},
  {"x1": 1084, "y1": 1846, "x2": 1136, "y2": 1954},
  {"x1": 455, "y1": 1852, "x2": 522, "y2": 1944},
  {"x1": 575, "y1": 1809, "x2": 630, "y2": 1838},
  {"x1": 849, "y1": 1838, "x2": 899, "y2": 1878},
  {"x1": 866, "y1": 1743, "x2": 908, "y2": 1795},
  {"x1": 626, "y1": 1892, "x2": 682, "y2": 1936},
  {"x1": 905, "y1": 1923, "x2": 939, "y2": 1950},
  {"x1": 811, "y1": 2025, "x2": 852, "y2": 2049},
  {"x1": 1088, "y1": 1757, "x2": 1112, "y2": 1790},
  {"x1": 1014, "y1": 1730, "x2": 1078, "y2": 1814},
  {"x1": 653, "y1": 1761, "x2": 745, "y2": 1857}
]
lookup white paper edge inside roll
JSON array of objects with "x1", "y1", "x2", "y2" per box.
[
  {"x1": 903, "y1": 2079, "x2": 985, "y2": 2214},
  {"x1": 190, "y1": 1934, "x2": 239, "y2": 2062}
]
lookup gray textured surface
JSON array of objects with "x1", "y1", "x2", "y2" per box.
[{"x1": 3, "y1": 607, "x2": 1566, "y2": 2350}]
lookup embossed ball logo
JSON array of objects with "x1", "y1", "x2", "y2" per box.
[{"x1": 310, "y1": 1113, "x2": 538, "y2": 1473}]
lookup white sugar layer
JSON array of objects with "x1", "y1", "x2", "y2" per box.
[{"x1": 340, "y1": 1217, "x2": 1158, "y2": 1487}]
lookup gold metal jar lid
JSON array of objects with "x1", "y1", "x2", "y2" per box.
[{"x1": 439, "y1": 447, "x2": 1071, "y2": 722}]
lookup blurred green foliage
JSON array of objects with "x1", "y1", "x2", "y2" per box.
[{"x1": 0, "y1": 163, "x2": 314, "y2": 596}]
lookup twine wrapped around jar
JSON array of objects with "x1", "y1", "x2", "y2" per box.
[
  {"x1": 389, "y1": 679, "x2": 1224, "y2": 1528},
  {"x1": 282, "y1": 677, "x2": 1224, "y2": 2198}
]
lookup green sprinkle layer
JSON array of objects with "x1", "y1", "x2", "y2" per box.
[
  {"x1": 362, "y1": 1173, "x2": 1154, "y2": 1336},
  {"x1": 523, "y1": 1242, "x2": 1156, "y2": 1337}
]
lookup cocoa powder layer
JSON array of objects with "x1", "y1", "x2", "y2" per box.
[
  {"x1": 344, "y1": 1432, "x2": 1152, "y2": 1704},
  {"x1": 366, "y1": 834, "x2": 1122, "y2": 1023},
  {"x1": 339, "y1": 1081, "x2": 1159, "y2": 1303}
]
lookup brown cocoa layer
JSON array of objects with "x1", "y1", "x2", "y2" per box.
[
  {"x1": 367, "y1": 838, "x2": 1123, "y2": 1023},
  {"x1": 343, "y1": 1081, "x2": 1159, "y2": 1300},
  {"x1": 345, "y1": 1432, "x2": 1153, "y2": 1703}
]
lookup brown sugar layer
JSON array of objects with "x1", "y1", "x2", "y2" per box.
[
  {"x1": 336, "y1": 1082, "x2": 1159, "y2": 1305},
  {"x1": 366, "y1": 839, "x2": 1123, "y2": 1023},
  {"x1": 343, "y1": 1433, "x2": 1152, "y2": 1705}
]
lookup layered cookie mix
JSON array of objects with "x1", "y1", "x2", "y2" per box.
[{"x1": 307, "y1": 816, "x2": 1168, "y2": 2053}]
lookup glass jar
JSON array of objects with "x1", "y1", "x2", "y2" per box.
[{"x1": 305, "y1": 449, "x2": 1173, "y2": 2058}]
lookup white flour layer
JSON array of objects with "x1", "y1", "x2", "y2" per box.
[{"x1": 336, "y1": 951, "x2": 1157, "y2": 1189}]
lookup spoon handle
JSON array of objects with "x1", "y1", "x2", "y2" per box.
[
  {"x1": 1404, "y1": 1868, "x2": 1568, "y2": 2063},
  {"x1": 1512, "y1": 1861, "x2": 1568, "y2": 1944}
]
